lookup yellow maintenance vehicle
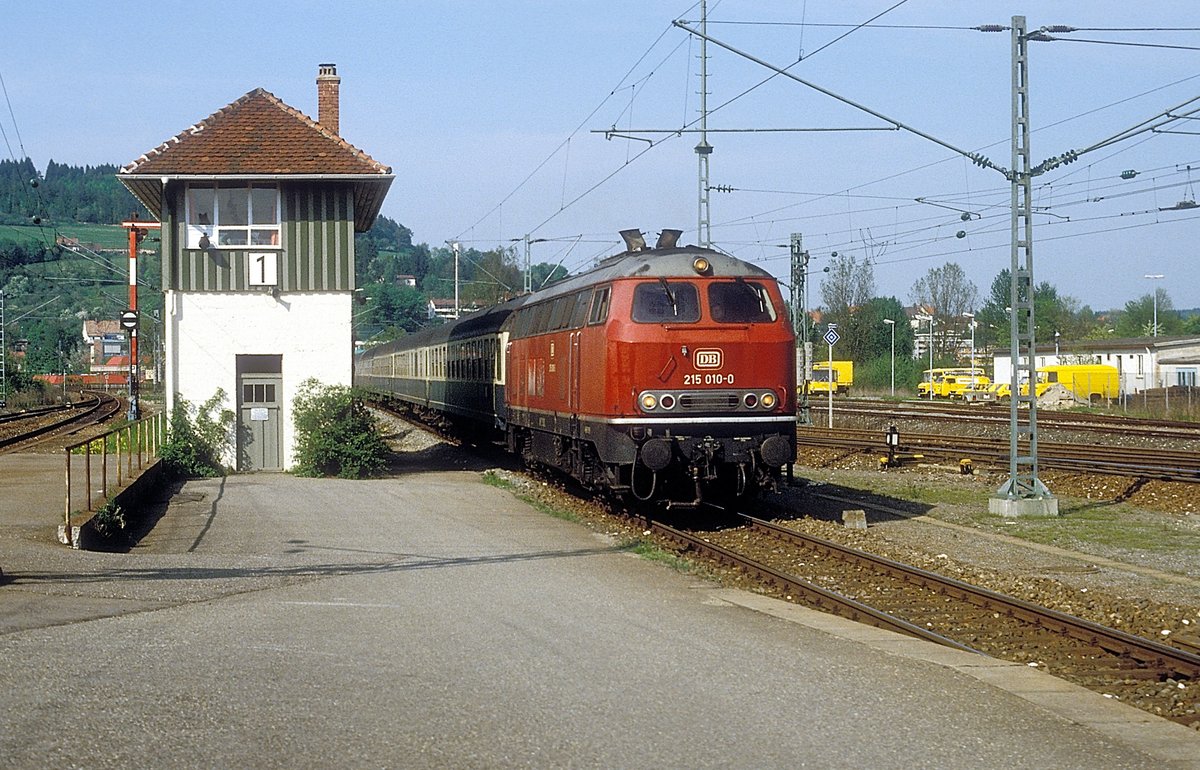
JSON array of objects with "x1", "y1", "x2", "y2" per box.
[
  {"x1": 989, "y1": 364, "x2": 1119, "y2": 403},
  {"x1": 808, "y1": 360, "x2": 854, "y2": 395},
  {"x1": 917, "y1": 368, "x2": 989, "y2": 399}
]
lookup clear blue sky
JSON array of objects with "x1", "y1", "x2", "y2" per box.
[{"x1": 4, "y1": 0, "x2": 1199, "y2": 312}]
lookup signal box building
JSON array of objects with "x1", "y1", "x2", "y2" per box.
[{"x1": 119, "y1": 64, "x2": 393, "y2": 470}]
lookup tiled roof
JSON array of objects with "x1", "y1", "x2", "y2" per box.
[
  {"x1": 83, "y1": 320, "x2": 122, "y2": 338},
  {"x1": 120, "y1": 88, "x2": 390, "y2": 176}
]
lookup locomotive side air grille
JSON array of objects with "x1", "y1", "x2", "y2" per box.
[{"x1": 678, "y1": 392, "x2": 740, "y2": 411}]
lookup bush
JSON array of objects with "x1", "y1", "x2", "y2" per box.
[
  {"x1": 160, "y1": 390, "x2": 234, "y2": 479},
  {"x1": 292, "y1": 379, "x2": 390, "y2": 478}
]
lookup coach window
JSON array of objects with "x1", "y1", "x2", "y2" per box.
[
  {"x1": 709, "y1": 280, "x2": 777, "y2": 323},
  {"x1": 632, "y1": 280, "x2": 700, "y2": 323},
  {"x1": 587, "y1": 286, "x2": 611, "y2": 325}
]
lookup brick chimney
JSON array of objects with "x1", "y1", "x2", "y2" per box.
[{"x1": 317, "y1": 63, "x2": 340, "y2": 136}]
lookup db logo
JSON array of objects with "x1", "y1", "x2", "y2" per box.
[{"x1": 694, "y1": 348, "x2": 723, "y2": 369}]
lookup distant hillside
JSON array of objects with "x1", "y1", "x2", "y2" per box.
[{"x1": 0, "y1": 158, "x2": 145, "y2": 227}]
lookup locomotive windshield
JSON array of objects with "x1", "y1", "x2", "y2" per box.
[
  {"x1": 709, "y1": 280, "x2": 777, "y2": 323},
  {"x1": 632, "y1": 281, "x2": 701, "y2": 323}
]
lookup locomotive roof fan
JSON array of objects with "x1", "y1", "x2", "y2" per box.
[
  {"x1": 620, "y1": 228, "x2": 647, "y2": 252},
  {"x1": 655, "y1": 229, "x2": 682, "y2": 249},
  {"x1": 620, "y1": 228, "x2": 684, "y2": 253}
]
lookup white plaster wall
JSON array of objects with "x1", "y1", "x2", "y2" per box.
[{"x1": 164, "y1": 290, "x2": 353, "y2": 469}]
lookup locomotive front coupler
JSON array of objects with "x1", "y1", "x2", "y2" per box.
[{"x1": 692, "y1": 436, "x2": 723, "y2": 482}]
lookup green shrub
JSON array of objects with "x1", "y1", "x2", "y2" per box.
[
  {"x1": 160, "y1": 390, "x2": 234, "y2": 479},
  {"x1": 291, "y1": 379, "x2": 390, "y2": 478},
  {"x1": 92, "y1": 499, "x2": 126, "y2": 540}
]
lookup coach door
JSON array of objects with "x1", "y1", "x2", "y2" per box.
[{"x1": 237, "y1": 355, "x2": 283, "y2": 471}]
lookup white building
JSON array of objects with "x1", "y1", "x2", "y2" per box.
[
  {"x1": 992, "y1": 336, "x2": 1200, "y2": 396},
  {"x1": 119, "y1": 65, "x2": 393, "y2": 470}
]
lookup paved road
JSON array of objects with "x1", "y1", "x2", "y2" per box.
[{"x1": 1, "y1": 458, "x2": 1197, "y2": 768}]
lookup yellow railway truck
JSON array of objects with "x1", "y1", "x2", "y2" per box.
[
  {"x1": 808, "y1": 360, "x2": 854, "y2": 395},
  {"x1": 918, "y1": 368, "x2": 988, "y2": 399},
  {"x1": 1040, "y1": 364, "x2": 1119, "y2": 402},
  {"x1": 990, "y1": 364, "x2": 1119, "y2": 403}
]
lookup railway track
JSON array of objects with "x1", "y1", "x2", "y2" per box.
[
  {"x1": 829, "y1": 397, "x2": 1200, "y2": 442},
  {"x1": 798, "y1": 425, "x2": 1200, "y2": 483},
  {"x1": 643, "y1": 512, "x2": 1200, "y2": 726},
  {"x1": 0, "y1": 392, "x2": 124, "y2": 452}
]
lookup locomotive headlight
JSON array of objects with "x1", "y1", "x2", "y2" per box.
[
  {"x1": 743, "y1": 393, "x2": 759, "y2": 409},
  {"x1": 660, "y1": 394, "x2": 676, "y2": 410},
  {"x1": 692, "y1": 256, "x2": 712, "y2": 275},
  {"x1": 760, "y1": 392, "x2": 777, "y2": 409},
  {"x1": 640, "y1": 392, "x2": 658, "y2": 411}
]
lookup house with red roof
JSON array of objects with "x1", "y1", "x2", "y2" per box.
[
  {"x1": 82, "y1": 320, "x2": 127, "y2": 370},
  {"x1": 119, "y1": 64, "x2": 393, "y2": 470}
]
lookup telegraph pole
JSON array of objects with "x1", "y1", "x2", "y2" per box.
[
  {"x1": 991, "y1": 16, "x2": 1056, "y2": 517},
  {"x1": 695, "y1": 0, "x2": 713, "y2": 248},
  {"x1": 790, "y1": 233, "x2": 811, "y2": 426},
  {"x1": 0, "y1": 291, "x2": 6, "y2": 409}
]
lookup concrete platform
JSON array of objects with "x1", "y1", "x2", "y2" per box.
[{"x1": 1, "y1": 459, "x2": 1197, "y2": 768}]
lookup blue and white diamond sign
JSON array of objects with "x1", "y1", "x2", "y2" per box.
[{"x1": 822, "y1": 328, "x2": 840, "y2": 346}]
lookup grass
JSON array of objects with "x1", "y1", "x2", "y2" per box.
[
  {"x1": 482, "y1": 469, "x2": 707, "y2": 574},
  {"x1": 481, "y1": 469, "x2": 581, "y2": 523},
  {"x1": 986, "y1": 504, "x2": 1200, "y2": 553},
  {"x1": 803, "y1": 460, "x2": 1200, "y2": 563},
  {"x1": 5, "y1": 222, "x2": 129, "y2": 250}
]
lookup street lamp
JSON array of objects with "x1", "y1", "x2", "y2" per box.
[
  {"x1": 446, "y1": 240, "x2": 462, "y2": 318},
  {"x1": 962, "y1": 311, "x2": 976, "y2": 371},
  {"x1": 1143, "y1": 273, "x2": 1164, "y2": 337},
  {"x1": 882, "y1": 318, "x2": 896, "y2": 397}
]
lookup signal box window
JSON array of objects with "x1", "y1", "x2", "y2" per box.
[
  {"x1": 632, "y1": 281, "x2": 700, "y2": 323},
  {"x1": 709, "y1": 281, "x2": 777, "y2": 323},
  {"x1": 186, "y1": 183, "x2": 280, "y2": 248}
]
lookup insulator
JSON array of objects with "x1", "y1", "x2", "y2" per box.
[
  {"x1": 1042, "y1": 25, "x2": 1076, "y2": 33},
  {"x1": 974, "y1": 25, "x2": 1008, "y2": 32},
  {"x1": 1120, "y1": 169, "x2": 1138, "y2": 180},
  {"x1": 956, "y1": 230, "x2": 967, "y2": 239},
  {"x1": 28, "y1": 178, "x2": 39, "y2": 188}
]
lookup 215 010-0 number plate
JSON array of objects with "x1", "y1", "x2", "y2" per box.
[{"x1": 684, "y1": 373, "x2": 736, "y2": 386}]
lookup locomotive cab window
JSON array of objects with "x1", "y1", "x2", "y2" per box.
[
  {"x1": 632, "y1": 280, "x2": 700, "y2": 323},
  {"x1": 709, "y1": 280, "x2": 777, "y2": 323}
]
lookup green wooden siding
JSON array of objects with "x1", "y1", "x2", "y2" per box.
[{"x1": 162, "y1": 182, "x2": 355, "y2": 293}]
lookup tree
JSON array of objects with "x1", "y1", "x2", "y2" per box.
[
  {"x1": 359, "y1": 282, "x2": 429, "y2": 340},
  {"x1": 530, "y1": 261, "x2": 569, "y2": 290},
  {"x1": 1115, "y1": 289, "x2": 1180, "y2": 338},
  {"x1": 819, "y1": 253, "x2": 874, "y2": 327},
  {"x1": 839, "y1": 296, "x2": 913, "y2": 363},
  {"x1": 909, "y1": 262, "x2": 977, "y2": 358},
  {"x1": 978, "y1": 269, "x2": 1096, "y2": 350}
]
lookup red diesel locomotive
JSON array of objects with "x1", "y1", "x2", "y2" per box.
[{"x1": 355, "y1": 229, "x2": 796, "y2": 508}]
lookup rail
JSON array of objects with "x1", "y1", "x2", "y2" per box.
[{"x1": 62, "y1": 411, "x2": 168, "y2": 547}]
